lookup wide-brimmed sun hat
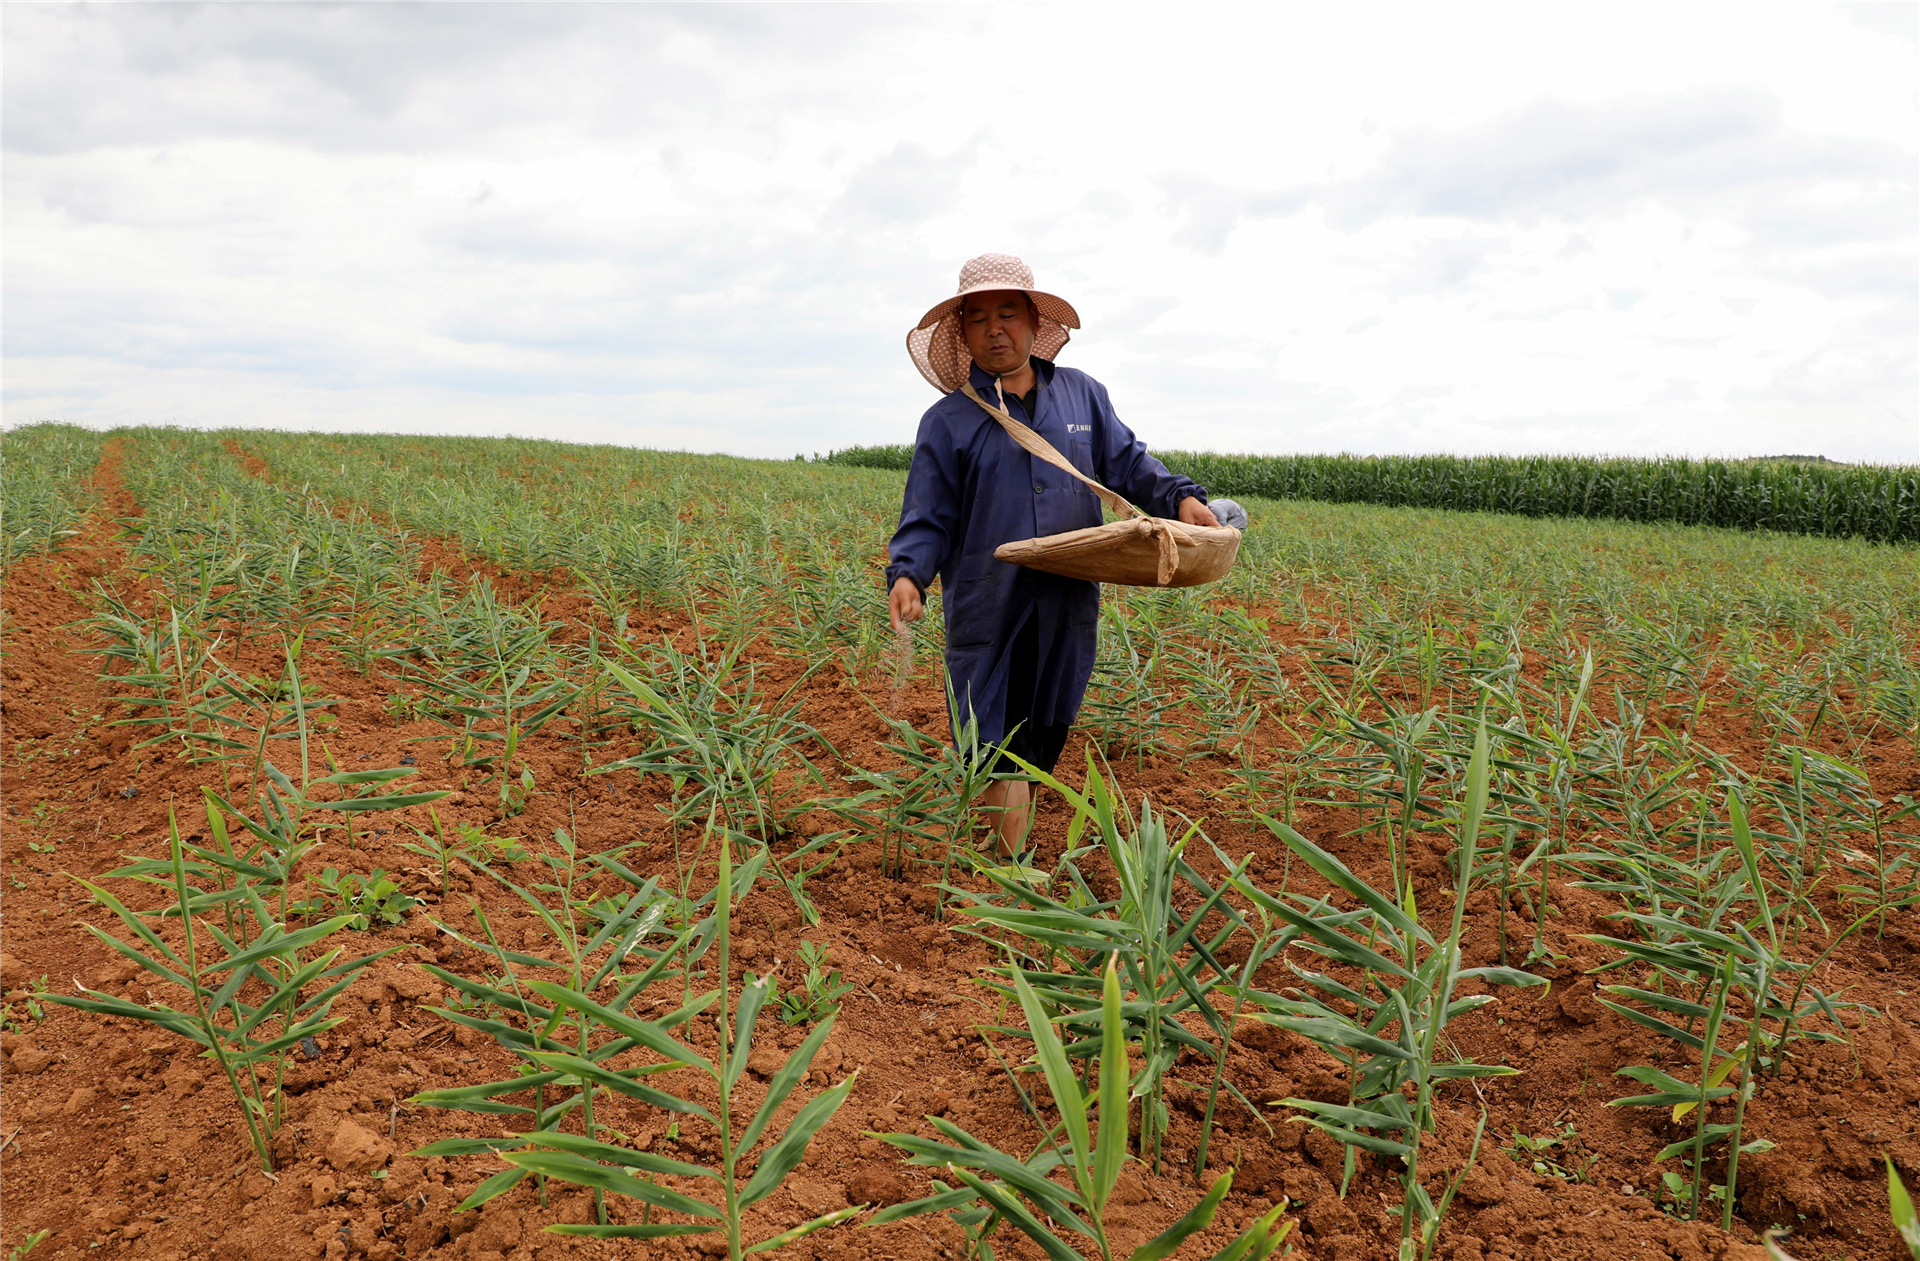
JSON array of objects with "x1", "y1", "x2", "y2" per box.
[{"x1": 907, "y1": 253, "x2": 1081, "y2": 393}]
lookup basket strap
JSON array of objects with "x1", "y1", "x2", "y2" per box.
[{"x1": 961, "y1": 382, "x2": 1146, "y2": 521}]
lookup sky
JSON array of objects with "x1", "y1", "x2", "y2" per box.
[{"x1": 4, "y1": 3, "x2": 1916, "y2": 463}]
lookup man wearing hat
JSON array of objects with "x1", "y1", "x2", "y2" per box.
[{"x1": 886, "y1": 253, "x2": 1219, "y2": 852}]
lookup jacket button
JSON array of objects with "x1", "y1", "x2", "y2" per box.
[{"x1": 1033, "y1": 484, "x2": 1045, "y2": 494}]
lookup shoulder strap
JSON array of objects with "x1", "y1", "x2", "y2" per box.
[{"x1": 960, "y1": 382, "x2": 1145, "y2": 521}]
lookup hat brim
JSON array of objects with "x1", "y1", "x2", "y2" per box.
[{"x1": 906, "y1": 285, "x2": 1081, "y2": 393}]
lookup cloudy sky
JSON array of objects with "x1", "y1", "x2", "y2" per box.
[{"x1": 4, "y1": 3, "x2": 1915, "y2": 463}]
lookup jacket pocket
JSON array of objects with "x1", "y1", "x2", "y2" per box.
[
  {"x1": 942, "y1": 576, "x2": 1002, "y2": 648},
  {"x1": 1068, "y1": 581, "x2": 1100, "y2": 629}
]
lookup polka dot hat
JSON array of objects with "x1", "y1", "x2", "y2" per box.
[{"x1": 906, "y1": 253, "x2": 1081, "y2": 394}]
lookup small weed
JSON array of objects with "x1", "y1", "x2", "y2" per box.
[
  {"x1": 1503, "y1": 1122, "x2": 1595, "y2": 1182},
  {"x1": 1, "y1": 976, "x2": 50, "y2": 1033},
  {"x1": 383, "y1": 691, "x2": 436, "y2": 723},
  {"x1": 400, "y1": 813, "x2": 527, "y2": 897},
  {"x1": 293, "y1": 868, "x2": 421, "y2": 930},
  {"x1": 1658, "y1": 1169, "x2": 1728, "y2": 1220},
  {"x1": 504, "y1": 767, "x2": 536, "y2": 816},
  {"x1": 777, "y1": 943, "x2": 853, "y2": 1025},
  {"x1": 460, "y1": 824, "x2": 529, "y2": 865},
  {"x1": 8, "y1": 1229, "x2": 51, "y2": 1260}
]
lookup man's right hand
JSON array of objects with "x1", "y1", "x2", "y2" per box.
[{"x1": 889, "y1": 576, "x2": 924, "y2": 633}]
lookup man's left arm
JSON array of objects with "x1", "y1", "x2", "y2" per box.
[{"x1": 1091, "y1": 383, "x2": 1220, "y2": 526}]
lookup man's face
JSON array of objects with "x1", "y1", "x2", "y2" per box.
[{"x1": 960, "y1": 290, "x2": 1037, "y2": 377}]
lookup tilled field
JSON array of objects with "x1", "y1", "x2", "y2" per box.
[{"x1": 2, "y1": 428, "x2": 1917, "y2": 1261}]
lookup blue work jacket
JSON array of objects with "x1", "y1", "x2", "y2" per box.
[{"x1": 885, "y1": 359, "x2": 1207, "y2": 744}]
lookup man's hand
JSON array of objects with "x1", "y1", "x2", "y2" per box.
[
  {"x1": 889, "y1": 576, "x2": 924, "y2": 633},
  {"x1": 1177, "y1": 496, "x2": 1221, "y2": 528}
]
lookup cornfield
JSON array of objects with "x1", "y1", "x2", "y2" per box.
[{"x1": 818, "y1": 445, "x2": 1919, "y2": 543}]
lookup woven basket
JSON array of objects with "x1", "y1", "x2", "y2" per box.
[
  {"x1": 995, "y1": 516, "x2": 1241, "y2": 587},
  {"x1": 963, "y1": 382, "x2": 1242, "y2": 589}
]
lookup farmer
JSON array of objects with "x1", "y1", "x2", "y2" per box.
[{"x1": 886, "y1": 253, "x2": 1218, "y2": 852}]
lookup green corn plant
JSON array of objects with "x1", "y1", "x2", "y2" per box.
[
  {"x1": 44, "y1": 808, "x2": 397, "y2": 1171},
  {"x1": 952, "y1": 749, "x2": 1256, "y2": 1174},
  {"x1": 1245, "y1": 725, "x2": 1546, "y2": 1261},
  {"x1": 419, "y1": 828, "x2": 862, "y2": 1257},
  {"x1": 1142, "y1": 449, "x2": 1920, "y2": 543},
  {"x1": 870, "y1": 956, "x2": 1293, "y2": 1261}
]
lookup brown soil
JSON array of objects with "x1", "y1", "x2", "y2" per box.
[{"x1": 2, "y1": 441, "x2": 1916, "y2": 1261}]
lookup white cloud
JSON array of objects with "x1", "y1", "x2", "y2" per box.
[{"x1": 3, "y1": 3, "x2": 1914, "y2": 463}]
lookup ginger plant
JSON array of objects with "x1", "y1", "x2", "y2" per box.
[
  {"x1": 46, "y1": 807, "x2": 399, "y2": 1171},
  {"x1": 416, "y1": 828, "x2": 860, "y2": 1258},
  {"x1": 596, "y1": 651, "x2": 836, "y2": 925},
  {"x1": 1591, "y1": 792, "x2": 1896, "y2": 1231},
  {"x1": 1246, "y1": 724, "x2": 1544, "y2": 1261},
  {"x1": 953, "y1": 751, "x2": 1253, "y2": 1173},
  {"x1": 871, "y1": 956, "x2": 1295, "y2": 1261}
]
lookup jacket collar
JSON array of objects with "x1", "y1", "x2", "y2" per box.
[{"x1": 966, "y1": 357, "x2": 1056, "y2": 413}]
